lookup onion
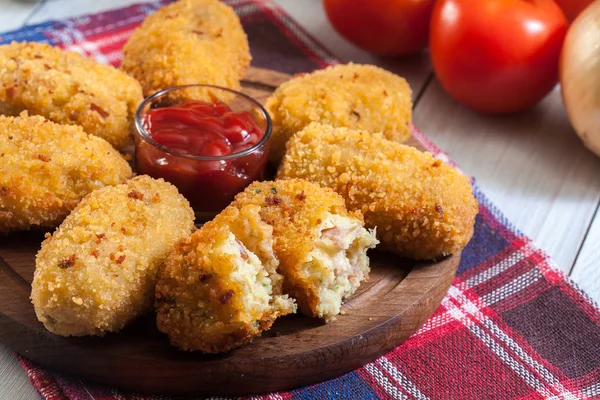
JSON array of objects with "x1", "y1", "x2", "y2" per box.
[{"x1": 560, "y1": 1, "x2": 600, "y2": 157}]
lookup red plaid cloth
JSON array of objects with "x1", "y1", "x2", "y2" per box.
[{"x1": 3, "y1": 1, "x2": 600, "y2": 399}]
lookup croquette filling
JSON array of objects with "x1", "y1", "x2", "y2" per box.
[
  {"x1": 220, "y1": 233, "x2": 273, "y2": 319},
  {"x1": 227, "y1": 207, "x2": 296, "y2": 315},
  {"x1": 232, "y1": 206, "x2": 280, "y2": 275},
  {"x1": 302, "y1": 214, "x2": 378, "y2": 319}
]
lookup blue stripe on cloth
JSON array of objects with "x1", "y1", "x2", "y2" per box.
[
  {"x1": 291, "y1": 371, "x2": 382, "y2": 400},
  {"x1": 0, "y1": 21, "x2": 58, "y2": 45},
  {"x1": 458, "y1": 213, "x2": 509, "y2": 275},
  {"x1": 457, "y1": 186, "x2": 518, "y2": 275}
]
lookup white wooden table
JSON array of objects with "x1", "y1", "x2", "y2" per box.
[{"x1": 1, "y1": 0, "x2": 599, "y2": 398}]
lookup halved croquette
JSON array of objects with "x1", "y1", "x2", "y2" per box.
[
  {"x1": 231, "y1": 179, "x2": 379, "y2": 321},
  {"x1": 155, "y1": 205, "x2": 295, "y2": 353}
]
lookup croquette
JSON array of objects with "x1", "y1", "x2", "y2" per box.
[
  {"x1": 121, "y1": 0, "x2": 251, "y2": 102},
  {"x1": 31, "y1": 176, "x2": 195, "y2": 336},
  {"x1": 264, "y1": 63, "x2": 413, "y2": 164},
  {"x1": 230, "y1": 180, "x2": 379, "y2": 321},
  {"x1": 277, "y1": 123, "x2": 478, "y2": 260},
  {"x1": 156, "y1": 204, "x2": 295, "y2": 353},
  {"x1": 0, "y1": 112, "x2": 133, "y2": 233},
  {"x1": 0, "y1": 42, "x2": 143, "y2": 149}
]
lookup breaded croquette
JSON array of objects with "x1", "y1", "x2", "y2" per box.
[
  {"x1": 121, "y1": 0, "x2": 250, "y2": 102},
  {"x1": 31, "y1": 176, "x2": 195, "y2": 336},
  {"x1": 0, "y1": 113, "x2": 132, "y2": 233},
  {"x1": 156, "y1": 205, "x2": 295, "y2": 353},
  {"x1": 277, "y1": 123, "x2": 478, "y2": 260},
  {"x1": 264, "y1": 63, "x2": 413, "y2": 164},
  {"x1": 0, "y1": 42, "x2": 143, "y2": 149},
  {"x1": 231, "y1": 180, "x2": 378, "y2": 321}
]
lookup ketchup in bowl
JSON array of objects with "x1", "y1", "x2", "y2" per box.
[
  {"x1": 145, "y1": 101, "x2": 264, "y2": 157},
  {"x1": 134, "y1": 85, "x2": 272, "y2": 218}
]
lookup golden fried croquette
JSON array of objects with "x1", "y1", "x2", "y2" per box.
[
  {"x1": 0, "y1": 113, "x2": 132, "y2": 233},
  {"x1": 156, "y1": 204, "x2": 295, "y2": 353},
  {"x1": 121, "y1": 0, "x2": 251, "y2": 102},
  {"x1": 277, "y1": 123, "x2": 478, "y2": 260},
  {"x1": 264, "y1": 63, "x2": 413, "y2": 164},
  {"x1": 230, "y1": 180, "x2": 378, "y2": 321},
  {"x1": 31, "y1": 176, "x2": 195, "y2": 336},
  {"x1": 0, "y1": 42, "x2": 143, "y2": 149}
]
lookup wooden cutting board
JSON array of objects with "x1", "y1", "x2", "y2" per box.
[{"x1": 0, "y1": 67, "x2": 459, "y2": 397}]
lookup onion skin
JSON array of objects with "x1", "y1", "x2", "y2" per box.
[{"x1": 560, "y1": 1, "x2": 600, "y2": 157}]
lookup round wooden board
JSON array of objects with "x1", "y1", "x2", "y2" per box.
[{"x1": 0, "y1": 67, "x2": 459, "y2": 397}]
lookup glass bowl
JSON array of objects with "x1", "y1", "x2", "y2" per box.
[{"x1": 134, "y1": 85, "x2": 272, "y2": 220}]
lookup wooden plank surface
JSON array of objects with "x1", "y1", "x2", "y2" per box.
[
  {"x1": 0, "y1": 1, "x2": 38, "y2": 32},
  {"x1": 570, "y1": 207, "x2": 600, "y2": 301},
  {"x1": 0, "y1": 349, "x2": 38, "y2": 400}
]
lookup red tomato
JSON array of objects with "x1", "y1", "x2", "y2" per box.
[
  {"x1": 323, "y1": 0, "x2": 435, "y2": 56},
  {"x1": 554, "y1": 0, "x2": 595, "y2": 22},
  {"x1": 430, "y1": 0, "x2": 568, "y2": 113}
]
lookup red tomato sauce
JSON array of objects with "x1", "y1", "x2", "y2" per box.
[{"x1": 135, "y1": 101, "x2": 269, "y2": 215}]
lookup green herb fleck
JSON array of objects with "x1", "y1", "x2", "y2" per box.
[
  {"x1": 255, "y1": 189, "x2": 261, "y2": 193},
  {"x1": 271, "y1": 187, "x2": 277, "y2": 194}
]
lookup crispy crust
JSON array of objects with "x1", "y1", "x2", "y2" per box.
[
  {"x1": 0, "y1": 112, "x2": 133, "y2": 233},
  {"x1": 230, "y1": 179, "x2": 365, "y2": 317},
  {"x1": 277, "y1": 123, "x2": 479, "y2": 260},
  {"x1": 31, "y1": 176, "x2": 195, "y2": 336},
  {"x1": 121, "y1": 0, "x2": 251, "y2": 102},
  {"x1": 156, "y1": 205, "x2": 295, "y2": 353},
  {"x1": 265, "y1": 63, "x2": 413, "y2": 164},
  {"x1": 0, "y1": 42, "x2": 143, "y2": 149}
]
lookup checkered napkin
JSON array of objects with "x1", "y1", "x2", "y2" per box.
[{"x1": 3, "y1": 1, "x2": 600, "y2": 399}]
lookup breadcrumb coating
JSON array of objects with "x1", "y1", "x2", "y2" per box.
[
  {"x1": 156, "y1": 205, "x2": 295, "y2": 353},
  {"x1": 231, "y1": 179, "x2": 378, "y2": 320},
  {"x1": 0, "y1": 42, "x2": 143, "y2": 149},
  {"x1": 31, "y1": 176, "x2": 195, "y2": 336},
  {"x1": 265, "y1": 63, "x2": 413, "y2": 164},
  {"x1": 121, "y1": 0, "x2": 251, "y2": 102},
  {"x1": 0, "y1": 112, "x2": 132, "y2": 233},
  {"x1": 277, "y1": 123, "x2": 478, "y2": 260}
]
